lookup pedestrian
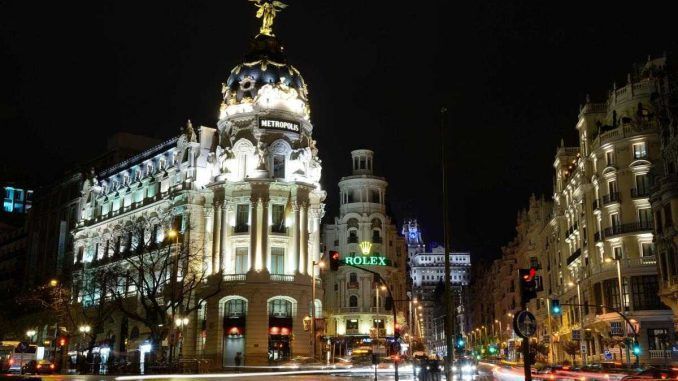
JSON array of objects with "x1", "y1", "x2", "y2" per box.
[{"x1": 234, "y1": 352, "x2": 242, "y2": 368}]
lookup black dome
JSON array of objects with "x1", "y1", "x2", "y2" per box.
[{"x1": 224, "y1": 35, "x2": 307, "y2": 102}]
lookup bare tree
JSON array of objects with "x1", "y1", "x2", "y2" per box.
[{"x1": 94, "y1": 210, "x2": 223, "y2": 363}]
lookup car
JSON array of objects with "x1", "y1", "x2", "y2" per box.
[
  {"x1": 22, "y1": 360, "x2": 57, "y2": 374},
  {"x1": 621, "y1": 368, "x2": 678, "y2": 380}
]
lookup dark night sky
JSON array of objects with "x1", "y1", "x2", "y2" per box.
[{"x1": 1, "y1": 1, "x2": 677, "y2": 261}]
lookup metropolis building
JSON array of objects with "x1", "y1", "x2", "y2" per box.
[
  {"x1": 321, "y1": 150, "x2": 409, "y2": 353},
  {"x1": 71, "y1": 13, "x2": 326, "y2": 367}
]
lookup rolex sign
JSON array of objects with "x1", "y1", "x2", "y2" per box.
[{"x1": 259, "y1": 118, "x2": 300, "y2": 133}]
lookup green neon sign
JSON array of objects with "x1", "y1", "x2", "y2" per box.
[{"x1": 343, "y1": 256, "x2": 389, "y2": 266}]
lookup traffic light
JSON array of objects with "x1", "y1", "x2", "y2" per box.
[
  {"x1": 329, "y1": 251, "x2": 340, "y2": 271},
  {"x1": 394, "y1": 325, "x2": 401, "y2": 339},
  {"x1": 632, "y1": 340, "x2": 641, "y2": 356},
  {"x1": 455, "y1": 334, "x2": 465, "y2": 349},
  {"x1": 58, "y1": 337, "x2": 67, "y2": 347},
  {"x1": 488, "y1": 345, "x2": 497, "y2": 354},
  {"x1": 550, "y1": 299, "x2": 561, "y2": 316},
  {"x1": 519, "y1": 268, "x2": 538, "y2": 303}
]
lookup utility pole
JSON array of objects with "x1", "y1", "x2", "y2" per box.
[{"x1": 440, "y1": 106, "x2": 455, "y2": 380}]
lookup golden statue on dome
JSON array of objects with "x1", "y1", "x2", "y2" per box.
[{"x1": 249, "y1": 0, "x2": 287, "y2": 36}]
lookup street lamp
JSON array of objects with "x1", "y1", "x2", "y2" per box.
[
  {"x1": 311, "y1": 259, "x2": 324, "y2": 360},
  {"x1": 175, "y1": 317, "x2": 189, "y2": 357},
  {"x1": 495, "y1": 320, "x2": 502, "y2": 343},
  {"x1": 605, "y1": 255, "x2": 630, "y2": 366}
]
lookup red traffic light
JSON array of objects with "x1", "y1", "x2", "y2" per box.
[
  {"x1": 58, "y1": 337, "x2": 67, "y2": 346},
  {"x1": 329, "y1": 251, "x2": 341, "y2": 271}
]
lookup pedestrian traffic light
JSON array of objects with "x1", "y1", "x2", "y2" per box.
[
  {"x1": 519, "y1": 268, "x2": 538, "y2": 303},
  {"x1": 329, "y1": 251, "x2": 340, "y2": 271},
  {"x1": 550, "y1": 299, "x2": 561, "y2": 316},
  {"x1": 632, "y1": 340, "x2": 641, "y2": 356}
]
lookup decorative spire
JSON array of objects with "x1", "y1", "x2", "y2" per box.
[
  {"x1": 249, "y1": 0, "x2": 288, "y2": 37},
  {"x1": 184, "y1": 119, "x2": 197, "y2": 143}
]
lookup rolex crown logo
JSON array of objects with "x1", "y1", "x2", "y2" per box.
[{"x1": 359, "y1": 241, "x2": 372, "y2": 255}]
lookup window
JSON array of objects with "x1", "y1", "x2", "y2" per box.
[
  {"x1": 606, "y1": 151, "x2": 615, "y2": 166},
  {"x1": 639, "y1": 208, "x2": 652, "y2": 227},
  {"x1": 346, "y1": 319, "x2": 358, "y2": 330},
  {"x1": 635, "y1": 174, "x2": 649, "y2": 194},
  {"x1": 665, "y1": 204, "x2": 674, "y2": 227},
  {"x1": 633, "y1": 142, "x2": 648, "y2": 159},
  {"x1": 373, "y1": 319, "x2": 384, "y2": 329},
  {"x1": 269, "y1": 299, "x2": 292, "y2": 318},
  {"x1": 226, "y1": 299, "x2": 246, "y2": 317},
  {"x1": 270, "y1": 247, "x2": 285, "y2": 275},
  {"x1": 349, "y1": 295, "x2": 358, "y2": 308},
  {"x1": 614, "y1": 246, "x2": 623, "y2": 260},
  {"x1": 348, "y1": 230, "x2": 358, "y2": 243},
  {"x1": 611, "y1": 213, "x2": 621, "y2": 230},
  {"x1": 271, "y1": 204, "x2": 285, "y2": 233},
  {"x1": 349, "y1": 273, "x2": 358, "y2": 283},
  {"x1": 603, "y1": 278, "x2": 620, "y2": 311},
  {"x1": 608, "y1": 180, "x2": 618, "y2": 195},
  {"x1": 273, "y1": 154, "x2": 285, "y2": 178},
  {"x1": 370, "y1": 189, "x2": 379, "y2": 203},
  {"x1": 647, "y1": 328, "x2": 670, "y2": 350},
  {"x1": 631, "y1": 276, "x2": 663, "y2": 310},
  {"x1": 235, "y1": 247, "x2": 248, "y2": 274},
  {"x1": 235, "y1": 204, "x2": 249, "y2": 232},
  {"x1": 641, "y1": 242, "x2": 655, "y2": 257}
]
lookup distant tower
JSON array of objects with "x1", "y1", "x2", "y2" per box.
[{"x1": 402, "y1": 219, "x2": 424, "y2": 262}]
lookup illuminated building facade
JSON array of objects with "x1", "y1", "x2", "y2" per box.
[
  {"x1": 71, "y1": 18, "x2": 326, "y2": 367},
  {"x1": 321, "y1": 150, "x2": 408, "y2": 353}
]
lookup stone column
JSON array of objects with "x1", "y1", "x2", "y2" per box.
[
  {"x1": 298, "y1": 203, "x2": 307, "y2": 274},
  {"x1": 212, "y1": 203, "x2": 222, "y2": 274},
  {"x1": 261, "y1": 199, "x2": 270, "y2": 273},
  {"x1": 249, "y1": 199, "x2": 258, "y2": 271},
  {"x1": 204, "y1": 207, "x2": 214, "y2": 275},
  {"x1": 288, "y1": 202, "x2": 298, "y2": 274},
  {"x1": 220, "y1": 203, "x2": 229, "y2": 273},
  {"x1": 308, "y1": 207, "x2": 321, "y2": 276}
]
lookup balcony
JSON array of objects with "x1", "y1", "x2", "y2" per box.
[
  {"x1": 340, "y1": 307, "x2": 361, "y2": 313},
  {"x1": 224, "y1": 274, "x2": 246, "y2": 282},
  {"x1": 630, "y1": 188, "x2": 650, "y2": 198},
  {"x1": 270, "y1": 274, "x2": 295, "y2": 282},
  {"x1": 602, "y1": 192, "x2": 621, "y2": 205},
  {"x1": 347, "y1": 281, "x2": 360, "y2": 289},
  {"x1": 345, "y1": 328, "x2": 361, "y2": 335},
  {"x1": 567, "y1": 249, "x2": 582, "y2": 265},
  {"x1": 603, "y1": 221, "x2": 653, "y2": 237}
]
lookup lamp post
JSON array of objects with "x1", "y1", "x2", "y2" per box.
[
  {"x1": 567, "y1": 280, "x2": 585, "y2": 366},
  {"x1": 605, "y1": 255, "x2": 630, "y2": 367},
  {"x1": 78, "y1": 325, "x2": 90, "y2": 372},
  {"x1": 311, "y1": 260, "x2": 324, "y2": 360},
  {"x1": 175, "y1": 317, "x2": 189, "y2": 358},
  {"x1": 166, "y1": 228, "x2": 180, "y2": 363},
  {"x1": 495, "y1": 320, "x2": 502, "y2": 343}
]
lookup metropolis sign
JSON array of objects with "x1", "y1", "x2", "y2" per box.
[
  {"x1": 259, "y1": 118, "x2": 300, "y2": 133},
  {"x1": 344, "y1": 255, "x2": 389, "y2": 266}
]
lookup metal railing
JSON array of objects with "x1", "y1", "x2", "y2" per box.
[
  {"x1": 224, "y1": 274, "x2": 246, "y2": 282},
  {"x1": 269, "y1": 274, "x2": 295, "y2": 282},
  {"x1": 347, "y1": 236, "x2": 358, "y2": 243},
  {"x1": 648, "y1": 350, "x2": 672, "y2": 359},
  {"x1": 603, "y1": 221, "x2": 653, "y2": 237},
  {"x1": 233, "y1": 224, "x2": 249, "y2": 233}
]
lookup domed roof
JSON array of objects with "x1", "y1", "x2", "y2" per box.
[{"x1": 223, "y1": 34, "x2": 308, "y2": 105}]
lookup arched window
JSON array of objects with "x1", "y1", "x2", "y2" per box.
[
  {"x1": 269, "y1": 299, "x2": 292, "y2": 318},
  {"x1": 226, "y1": 299, "x2": 247, "y2": 317},
  {"x1": 349, "y1": 295, "x2": 358, "y2": 308}
]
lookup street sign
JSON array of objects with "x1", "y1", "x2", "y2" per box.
[
  {"x1": 513, "y1": 310, "x2": 537, "y2": 339},
  {"x1": 572, "y1": 329, "x2": 581, "y2": 341},
  {"x1": 604, "y1": 350, "x2": 613, "y2": 360},
  {"x1": 580, "y1": 343, "x2": 587, "y2": 354},
  {"x1": 610, "y1": 321, "x2": 624, "y2": 336}
]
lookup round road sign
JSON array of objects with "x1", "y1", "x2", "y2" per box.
[{"x1": 513, "y1": 310, "x2": 537, "y2": 339}]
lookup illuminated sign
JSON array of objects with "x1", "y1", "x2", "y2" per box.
[
  {"x1": 344, "y1": 255, "x2": 388, "y2": 266},
  {"x1": 359, "y1": 241, "x2": 372, "y2": 255},
  {"x1": 259, "y1": 118, "x2": 300, "y2": 133}
]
